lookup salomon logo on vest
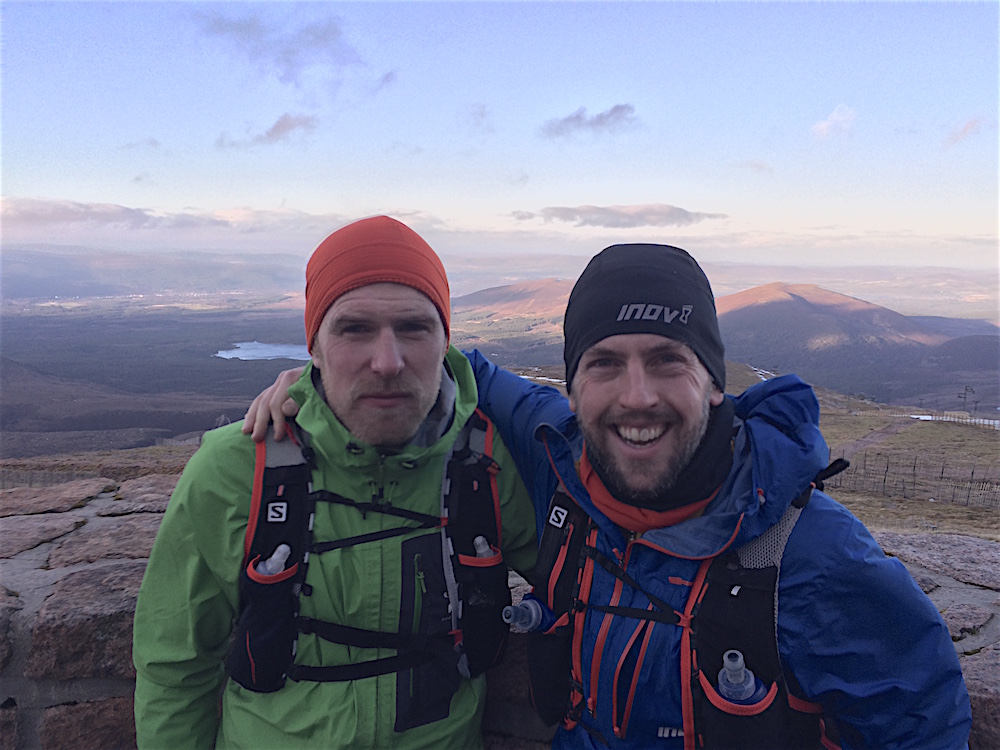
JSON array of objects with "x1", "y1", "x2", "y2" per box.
[
  {"x1": 267, "y1": 502, "x2": 288, "y2": 523},
  {"x1": 616, "y1": 304, "x2": 693, "y2": 324},
  {"x1": 548, "y1": 506, "x2": 569, "y2": 528}
]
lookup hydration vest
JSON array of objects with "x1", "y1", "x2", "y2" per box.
[
  {"x1": 225, "y1": 409, "x2": 512, "y2": 732},
  {"x1": 526, "y1": 461, "x2": 848, "y2": 749}
]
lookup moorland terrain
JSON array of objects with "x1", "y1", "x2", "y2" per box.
[{"x1": 2, "y1": 245, "x2": 997, "y2": 462}]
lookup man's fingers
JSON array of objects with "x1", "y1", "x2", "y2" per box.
[
  {"x1": 242, "y1": 367, "x2": 305, "y2": 442},
  {"x1": 242, "y1": 393, "x2": 263, "y2": 433},
  {"x1": 242, "y1": 386, "x2": 279, "y2": 441}
]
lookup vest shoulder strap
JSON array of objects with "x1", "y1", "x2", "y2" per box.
[{"x1": 244, "y1": 423, "x2": 313, "y2": 569}]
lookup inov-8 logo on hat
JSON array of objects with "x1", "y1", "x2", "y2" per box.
[{"x1": 616, "y1": 303, "x2": 693, "y2": 324}]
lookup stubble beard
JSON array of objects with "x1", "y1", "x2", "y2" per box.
[
  {"x1": 584, "y1": 393, "x2": 712, "y2": 507},
  {"x1": 321, "y1": 370, "x2": 442, "y2": 450}
]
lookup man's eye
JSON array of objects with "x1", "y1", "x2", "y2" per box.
[
  {"x1": 397, "y1": 321, "x2": 433, "y2": 335},
  {"x1": 586, "y1": 358, "x2": 617, "y2": 370}
]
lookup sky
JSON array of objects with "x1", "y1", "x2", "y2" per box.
[{"x1": 1, "y1": 1, "x2": 998, "y2": 270}]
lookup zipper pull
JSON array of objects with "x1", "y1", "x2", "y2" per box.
[{"x1": 415, "y1": 553, "x2": 427, "y2": 593}]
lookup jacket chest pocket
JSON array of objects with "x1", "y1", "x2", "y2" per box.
[{"x1": 395, "y1": 533, "x2": 461, "y2": 732}]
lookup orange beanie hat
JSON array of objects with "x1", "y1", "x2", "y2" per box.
[{"x1": 304, "y1": 216, "x2": 450, "y2": 351}]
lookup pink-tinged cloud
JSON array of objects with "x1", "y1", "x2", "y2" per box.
[
  {"x1": 513, "y1": 203, "x2": 726, "y2": 228},
  {"x1": 375, "y1": 71, "x2": 397, "y2": 92},
  {"x1": 255, "y1": 114, "x2": 318, "y2": 144},
  {"x1": 812, "y1": 105, "x2": 857, "y2": 138},
  {"x1": 946, "y1": 117, "x2": 984, "y2": 146},
  {"x1": 216, "y1": 113, "x2": 319, "y2": 149},
  {"x1": 1, "y1": 198, "x2": 230, "y2": 230},
  {"x1": 0, "y1": 199, "x2": 358, "y2": 241},
  {"x1": 541, "y1": 104, "x2": 637, "y2": 138}
]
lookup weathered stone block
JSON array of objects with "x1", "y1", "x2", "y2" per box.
[
  {"x1": 876, "y1": 533, "x2": 1000, "y2": 591},
  {"x1": 484, "y1": 635, "x2": 556, "y2": 745},
  {"x1": 47, "y1": 515, "x2": 162, "y2": 567},
  {"x1": 964, "y1": 644, "x2": 1000, "y2": 750},
  {"x1": 39, "y1": 697, "x2": 136, "y2": 750},
  {"x1": 944, "y1": 603, "x2": 995, "y2": 641},
  {"x1": 99, "y1": 502, "x2": 167, "y2": 517},
  {"x1": 26, "y1": 561, "x2": 146, "y2": 679},
  {"x1": 0, "y1": 590, "x2": 24, "y2": 672},
  {"x1": 0, "y1": 478, "x2": 116, "y2": 518},
  {"x1": 0, "y1": 700, "x2": 18, "y2": 750},
  {"x1": 911, "y1": 571, "x2": 939, "y2": 594},
  {"x1": 115, "y1": 474, "x2": 178, "y2": 502},
  {"x1": 0, "y1": 515, "x2": 86, "y2": 558}
]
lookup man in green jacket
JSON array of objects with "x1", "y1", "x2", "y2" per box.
[{"x1": 133, "y1": 216, "x2": 538, "y2": 749}]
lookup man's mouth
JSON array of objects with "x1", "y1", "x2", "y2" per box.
[
  {"x1": 616, "y1": 424, "x2": 665, "y2": 446},
  {"x1": 362, "y1": 391, "x2": 411, "y2": 404}
]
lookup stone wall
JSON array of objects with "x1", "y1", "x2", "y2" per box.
[{"x1": 1, "y1": 477, "x2": 997, "y2": 749}]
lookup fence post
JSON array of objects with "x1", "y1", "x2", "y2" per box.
[{"x1": 966, "y1": 464, "x2": 976, "y2": 506}]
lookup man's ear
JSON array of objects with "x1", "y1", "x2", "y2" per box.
[
  {"x1": 709, "y1": 386, "x2": 725, "y2": 407},
  {"x1": 568, "y1": 391, "x2": 578, "y2": 413}
]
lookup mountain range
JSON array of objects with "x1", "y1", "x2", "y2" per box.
[
  {"x1": 1, "y1": 268, "x2": 997, "y2": 459},
  {"x1": 450, "y1": 278, "x2": 999, "y2": 413}
]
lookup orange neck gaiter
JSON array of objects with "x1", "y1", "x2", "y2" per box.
[{"x1": 579, "y1": 446, "x2": 717, "y2": 535}]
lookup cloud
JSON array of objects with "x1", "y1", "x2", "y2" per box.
[
  {"x1": 121, "y1": 138, "x2": 161, "y2": 151},
  {"x1": 255, "y1": 113, "x2": 318, "y2": 144},
  {"x1": 195, "y1": 9, "x2": 362, "y2": 86},
  {"x1": 811, "y1": 105, "x2": 856, "y2": 138},
  {"x1": 513, "y1": 203, "x2": 727, "y2": 229},
  {"x1": 374, "y1": 71, "x2": 397, "y2": 92},
  {"x1": 945, "y1": 117, "x2": 984, "y2": 146},
  {"x1": 0, "y1": 198, "x2": 363, "y2": 239},
  {"x1": 1, "y1": 198, "x2": 231, "y2": 231},
  {"x1": 216, "y1": 113, "x2": 319, "y2": 149},
  {"x1": 541, "y1": 104, "x2": 637, "y2": 138},
  {"x1": 469, "y1": 103, "x2": 494, "y2": 135},
  {"x1": 738, "y1": 160, "x2": 773, "y2": 174}
]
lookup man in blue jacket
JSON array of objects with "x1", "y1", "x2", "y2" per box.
[{"x1": 248, "y1": 243, "x2": 971, "y2": 749}]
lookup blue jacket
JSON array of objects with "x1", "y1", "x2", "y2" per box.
[{"x1": 467, "y1": 350, "x2": 971, "y2": 750}]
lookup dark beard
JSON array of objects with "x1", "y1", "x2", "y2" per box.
[{"x1": 584, "y1": 393, "x2": 712, "y2": 508}]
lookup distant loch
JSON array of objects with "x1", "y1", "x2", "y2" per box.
[{"x1": 215, "y1": 341, "x2": 310, "y2": 361}]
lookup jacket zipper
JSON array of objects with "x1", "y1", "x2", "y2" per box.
[
  {"x1": 372, "y1": 454, "x2": 387, "y2": 506},
  {"x1": 413, "y1": 553, "x2": 426, "y2": 633},
  {"x1": 410, "y1": 552, "x2": 426, "y2": 699}
]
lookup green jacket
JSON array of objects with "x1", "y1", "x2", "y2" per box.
[{"x1": 133, "y1": 348, "x2": 538, "y2": 749}]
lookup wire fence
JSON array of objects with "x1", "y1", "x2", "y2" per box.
[
  {"x1": 826, "y1": 451, "x2": 1000, "y2": 509},
  {"x1": 854, "y1": 409, "x2": 1000, "y2": 431}
]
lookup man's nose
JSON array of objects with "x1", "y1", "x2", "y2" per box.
[
  {"x1": 370, "y1": 328, "x2": 405, "y2": 375},
  {"x1": 619, "y1": 362, "x2": 658, "y2": 409}
]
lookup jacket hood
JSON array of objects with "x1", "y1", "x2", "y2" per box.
[
  {"x1": 729, "y1": 374, "x2": 830, "y2": 545},
  {"x1": 538, "y1": 374, "x2": 830, "y2": 558}
]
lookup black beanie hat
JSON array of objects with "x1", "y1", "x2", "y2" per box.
[{"x1": 564, "y1": 244, "x2": 726, "y2": 392}]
